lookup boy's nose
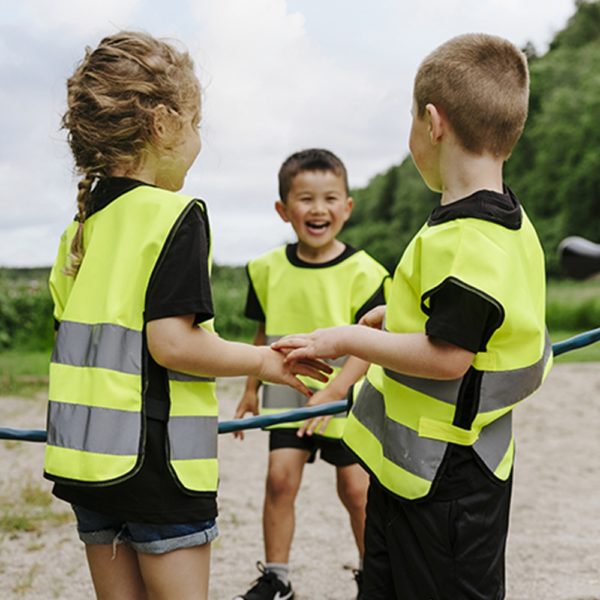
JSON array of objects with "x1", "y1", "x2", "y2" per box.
[{"x1": 310, "y1": 199, "x2": 327, "y2": 213}]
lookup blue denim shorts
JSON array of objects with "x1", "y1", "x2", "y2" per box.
[{"x1": 71, "y1": 505, "x2": 219, "y2": 555}]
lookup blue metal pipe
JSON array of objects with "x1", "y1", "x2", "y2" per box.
[{"x1": 2, "y1": 328, "x2": 599, "y2": 443}]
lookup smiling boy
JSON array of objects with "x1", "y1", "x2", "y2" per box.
[{"x1": 233, "y1": 149, "x2": 389, "y2": 600}]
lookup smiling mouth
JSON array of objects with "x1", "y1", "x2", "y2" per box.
[{"x1": 306, "y1": 221, "x2": 330, "y2": 233}]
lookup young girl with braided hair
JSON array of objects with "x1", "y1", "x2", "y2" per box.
[{"x1": 45, "y1": 31, "x2": 330, "y2": 600}]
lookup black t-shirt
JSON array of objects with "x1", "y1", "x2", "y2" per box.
[
  {"x1": 423, "y1": 188, "x2": 520, "y2": 500},
  {"x1": 52, "y1": 178, "x2": 217, "y2": 522}
]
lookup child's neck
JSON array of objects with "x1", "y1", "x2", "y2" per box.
[
  {"x1": 296, "y1": 238, "x2": 345, "y2": 264},
  {"x1": 439, "y1": 148, "x2": 504, "y2": 206}
]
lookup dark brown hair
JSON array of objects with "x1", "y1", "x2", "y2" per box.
[{"x1": 278, "y1": 148, "x2": 349, "y2": 202}]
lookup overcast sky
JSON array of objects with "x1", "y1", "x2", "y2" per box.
[{"x1": 0, "y1": 0, "x2": 576, "y2": 267}]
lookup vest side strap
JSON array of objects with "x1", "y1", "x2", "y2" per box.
[{"x1": 418, "y1": 417, "x2": 480, "y2": 446}]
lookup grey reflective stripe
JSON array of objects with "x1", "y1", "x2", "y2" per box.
[
  {"x1": 473, "y1": 412, "x2": 512, "y2": 472},
  {"x1": 479, "y1": 332, "x2": 552, "y2": 413},
  {"x1": 52, "y1": 321, "x2": 141, "y2": 375},
  {"x1": 168, "y1": 370, "x2": 215, "y2": 383},
  {"x1": 262, "y1": 384, "x2": 307, "y2": 409},
  {"x1": 265, "y1": 335, "x2": 347, "y2": 367},
  {"x1": 168, "y1": 416, "x2": 218, "y2": 460},
  {"x1": 46, "y1": 400, "x2": 140, "y2": 455},
  {"x1": 382, "y1": 331, "x2": 552, "y2": 412},
  {"x1": 383, "y1": 369, "x2": 463, "y2": 405},
  {"x1": 352, "y1": 380, "x2": 446, "y2": 481}
]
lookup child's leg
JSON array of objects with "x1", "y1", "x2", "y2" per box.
[
  {"x1": 335, "y1": 463, "x2": 369, "y2": 557},
  {"x1": 85, "y1": 543, "x2": 147, "y2": 600},
  {"x1": 362, "y1": 480, "x2": 396, "y2": 599},
  {"x1": 263, "y1": 446, "x2": 311, "y2": 562},
  {"x1": 137, "y1": 544, "x2": 211, "y2": 600}
]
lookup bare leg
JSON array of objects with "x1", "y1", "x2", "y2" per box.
[
  {"x1": 336, "y1": 463, "x2": 369, "y2": 557},
  {"x1": 85, "y1": 543, "x2": 147, "y2": 600},
  {"x1": 137, "y1": 544, "x2": 211, "y2": 600},
  {"x1": 263, "y1": 447, "x2": 310, "y2": 563}
]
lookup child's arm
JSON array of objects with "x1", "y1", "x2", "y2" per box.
[
  {"x1": 147, "y1": 315, "x2": 331, "y2": 393},
  {"x1": 232, "y1": 323, "x2": 265, "y2": 440},
  {"x1": 296, "y1": 355, "x2": 369, "y2": 437},
  {"x1": 273, "y1": 325, "x2": 474, "y2": 381}
]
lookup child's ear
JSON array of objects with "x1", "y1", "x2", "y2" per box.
[
  {"x1": 344, "y1": 196, "x2": 354, "y2": 220},
  {"x1": 151, "y1": 104, "x2": 173, "y2": 142},
  {"x1": 425, "y1": 103, "x2": 444, "y2": 145},
  {"x1": 275, "y1": 200, "x2": 289, "y2": 223}
]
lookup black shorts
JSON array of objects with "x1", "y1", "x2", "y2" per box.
[
  {"x1": 363, "y1": 475, "x2": 513, "y2": 600},
  {"x1": 268, "y1": 429, "x2": 356, "y2": 467}
]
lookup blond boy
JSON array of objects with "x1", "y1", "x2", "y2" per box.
[{"x1": 275, "y1": 35, "x2": 551, "y2": 599}]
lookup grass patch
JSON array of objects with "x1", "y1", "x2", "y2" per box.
[
  {"x1": 0, "y1": 480, "x2": 71, "y2": 535},
  {"x1": 0, "y1": 350, "x2": 50, "y2": 396},
  {"x1": 12, "y1": 563, "x2": 40, "y2": 596},
  {"x1": 550, "y1": 329, "x2": 600, "y2": 363}
]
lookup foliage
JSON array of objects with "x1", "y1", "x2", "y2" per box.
[
  {"x1": 0, "y1": 269, "x2": 54, "y2": 351},
  {"x1": 211, "y1": 264, "x2": 255, "y2": 342},
  {"x1": 344, "y1": 0, "x2": 600, "y2": 277}
]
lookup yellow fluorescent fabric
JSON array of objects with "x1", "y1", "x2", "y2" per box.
[
  {"x1": 344, "y1": 207, "x2": 550, "y2": 500},
  {"x1": 46, "y1": 187, "x2": 218, "y2": 491},
  {"x1": 248, "y1": 245, "x2": 389, "y2": 439}
]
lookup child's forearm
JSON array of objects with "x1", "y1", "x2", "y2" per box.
[
  {"x1": 339, "y1": 326, "x2": 474, "y2": 380},
  {"x1": 326, "y1": 356, "x2": 369, "y2": 397},
  {"x1": 245, "y1": 323, "x2": 266, "y2": 392},
  {"x1": 148, "y1": 315, "x2": 269, "y2": 378}
]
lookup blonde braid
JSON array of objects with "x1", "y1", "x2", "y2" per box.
[
  {"x1": 61, "y1": 31, "x2": 200, "y2": 277},
  {"x1": 63, "y1": 173, "x2": 95, "y2": 276}
]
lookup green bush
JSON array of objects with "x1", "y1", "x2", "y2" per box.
[
  {"x1": 0, "y1": 266, "x2": 255, "y2": 351},
  {"x1": 0, "y1": 272, "x2": 54, "y2": 351},
  {"x1": 211, "y1": 264, "x2": 255, "y2": 342},
  {"x1": 1, "y1": 268, "x2": 599, "y2": 354}
]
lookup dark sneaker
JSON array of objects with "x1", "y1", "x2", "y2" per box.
[
  {"x1": 233, "y1": 562, "x2": 294, "y2": 600},
  {"x1": 353, "y1": 568, "x2": 363, "y2": 599}
]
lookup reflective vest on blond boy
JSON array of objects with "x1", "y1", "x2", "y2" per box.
[
  {"x1": 44, "y1": 186, "x2": 218, "y2": 492},
  {"x1": 343, "y1": 210, "x2": 552, "y2": 500}
]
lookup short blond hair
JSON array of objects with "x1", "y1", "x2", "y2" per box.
[{"x1": 414, "y1": 33, "x2": 529, "y2": 158}]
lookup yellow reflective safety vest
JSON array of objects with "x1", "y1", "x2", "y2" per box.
[
  {"x1": 343, "y1": 206, "x2": 552, "y2": 500},
  {"x1": 44, "y1": 185, "x2": 218, "y2": 493},
  {"x1": 249, "y1": 245, "x2": 389, "y2": 438}
]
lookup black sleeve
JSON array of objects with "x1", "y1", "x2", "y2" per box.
[
  {"x1": 354, "y1": 279, "x2": 388, "y2": 323},
  {"x1": 424, "y1": 279, "x2": 503, "y2": 353},
  {"x1": 243, "y1": 267, "x2": 265, "y2": 322},
  {"x1": 145, "y1": 204, "x2": 214, "y2": 324}
]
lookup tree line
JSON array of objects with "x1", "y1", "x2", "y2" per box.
[{"x1": 342, "y1": 0, "x2": 600, "y2": 276}]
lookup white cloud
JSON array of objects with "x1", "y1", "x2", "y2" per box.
[
  {"x1": 8, "y1": 0, "x2": 141, "y2": 37},
  {"x1": 0, "y1": 0, "x2": 578, "y2": 266}
]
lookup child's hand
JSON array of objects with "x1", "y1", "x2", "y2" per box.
[
  {"x1": 296, "y1": 386, "x2": 341, "y2": 438},
  {"x1": 272, "y1": 326, "x2": 352, "y2": 363},
  {"x1": 358, "y1": 304, "x2": 386, "y2": 329},
  {"x1": 233, "y1": 390, "x2": 259, "y2": 441},
  {"x1": 256, "y1": 347, "x2": 332, "y2": 395}
]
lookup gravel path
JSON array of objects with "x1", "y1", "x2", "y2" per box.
[{"x1": 0, "y1": 364, "x2": 599, "y2": 599}]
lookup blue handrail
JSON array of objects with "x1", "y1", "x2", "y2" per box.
[
  {"x1": 2, "y1": 328, "x2": 599, "y2": 443},
  {"x1": 550, "y1": 327, "x2": 600, "y2": 357}
]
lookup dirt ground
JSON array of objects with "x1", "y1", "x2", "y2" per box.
[{"x1": 0, "y1": 364, "x2": 599, "y2": 599}]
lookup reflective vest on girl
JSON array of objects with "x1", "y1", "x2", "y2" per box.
[
  {"x1": 248, "y1": 245, "x2": 389, "y2": 438},
  {"x1": 44, "y1": 186, "x2": 218, "y2": 493},
  {"x1": 343, "y1": 209, "x2": 552, "y2": 500}
]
